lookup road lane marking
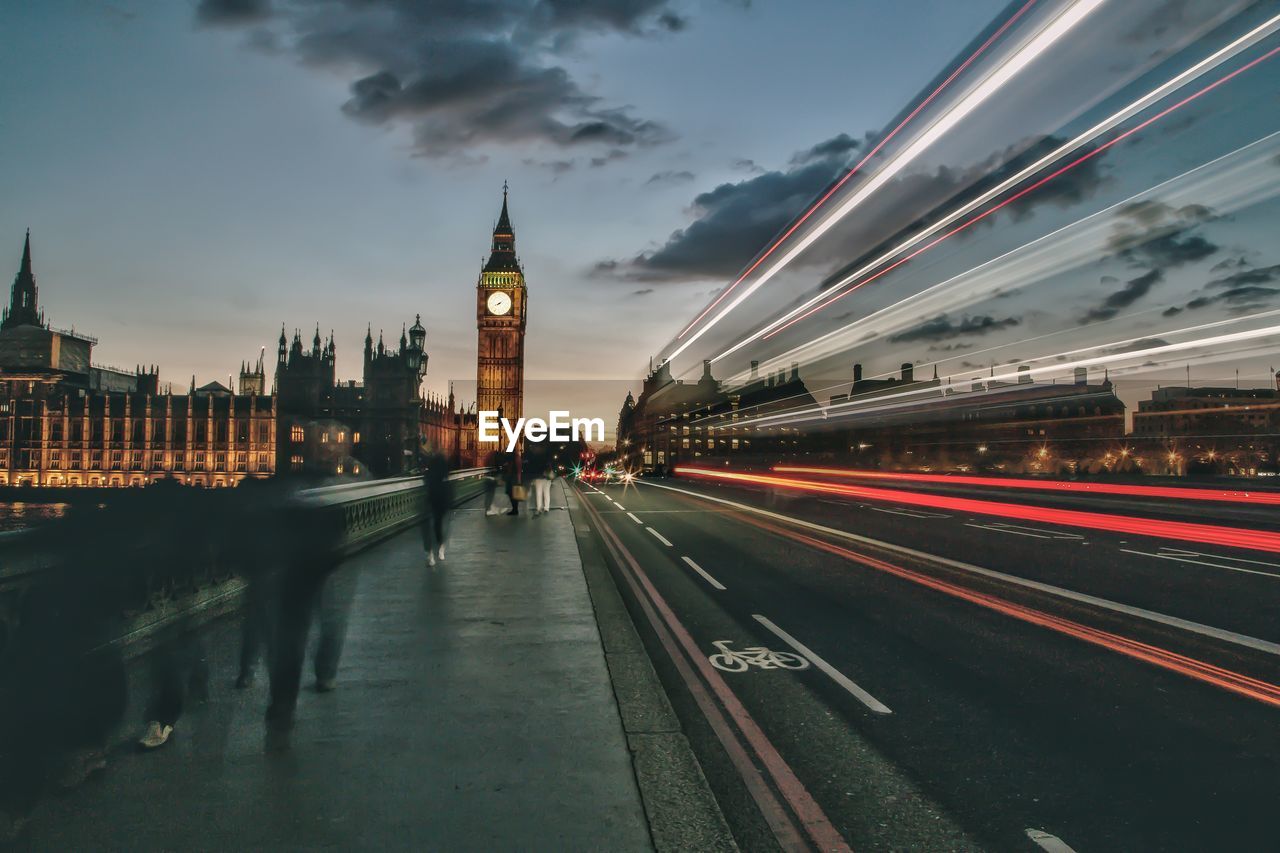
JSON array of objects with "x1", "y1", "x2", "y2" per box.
[
  {"x1": 647, "y1": 527, "x2": 674, "y2": 547},
  {"x1": 1026, "y1": 829, "x2": 1077, "y2": 852},
  {"x1": 626, "y1": 512, "x2": 643, "y2": 524},
  {"x1": 641, "y1": 480, "x2": 1280, "y2": 658},
  {"x1": 1160, "y1": 548, "x2": 1280, "y2": 569},
  {"x1": 753, "y1": 615, "x2": 893, "y2": 715},
  {"x1": 1120, "y1": 548, "x2": 1280, "y2": 580},
  {"x1": 614, "y1": 503, "x2": 626, "y2": 511},
  {"x1": 579, "y1": 490, "x2": 850, "y2": 852},
  {"x1": 868, "y1": 506, "x2": 950, "y2": 519},
  {"x1": 681, "y1": 556, "x2": 727, "y2": 590},
  {"x1": 965, "y1": 523, "x2": 1081, "y2": 540}
]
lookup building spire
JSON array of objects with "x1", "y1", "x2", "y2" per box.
[{"x1": 3, "y1": 229, "x2": 41, "y2": 330}]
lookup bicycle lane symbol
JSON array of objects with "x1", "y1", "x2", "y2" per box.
[{"x1": 708, "y1": 639, "x2": 810, "y2": 673}]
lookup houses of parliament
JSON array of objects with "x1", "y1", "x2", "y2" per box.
[{"x1": 0, "y1": 190, "x2": 528, "y2": 488}]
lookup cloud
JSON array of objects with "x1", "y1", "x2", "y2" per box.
[
  {"x1": 196, "y1": 0, "x2": 271, "y2": 26},
  {"x1": 645, "y1": 170, "x2": 696, "y2": 187},
  {"x1": 632, "y1": 288, "x2": 655, "y2": 296},
  {"x1": 1160, "y1": 262, "x2": 1280, "y2": 315},
  {"x1": 889, "y1": 313, "x2": 1021, "y2": 344},
  {"x1": 1079, "y1": 269, "x2": 1164, "y2": 323},
  {"x1": 593, "y1": 133, "x2": 865, "y2": 281},
  {"x1": 731, "y1": 158, "x2": 765, "y2": 175},
  {"x1": 597, "y1": 131, "x2": 1110, "y2": 285},
  {"x1": 523, "y1": 157, "x2": 575, "y2": 175},
  {"x1": 1107, "y1": 200, "x2": 1219, "y2": 268},
  {"x1": 197, "y1": 0, "x2": 688, "y2": 158},
  {"x1": 1104, "y1": 337, "x2": 1169, "y2": 354}
]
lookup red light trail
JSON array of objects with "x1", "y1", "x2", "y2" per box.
[
  {"x1": 675, "y1": 467, "x2": 1280, "y2": 554},
  {"x1": 760, "y1": 43, "x2": 1280, "y2": 341},
  {"x1": 737, "y1": 512, "x2": 1280, "y2": 709},
  {"x1": 674, "y1": 0, "x2": 1040, "y2": 341},
  {"x1": 773, "y1": 465, "x2": 1280, "y2": 506}
]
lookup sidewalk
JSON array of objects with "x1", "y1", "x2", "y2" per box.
[{"x1": 25, "y1": 481, "x2": 653, "y2": 851}]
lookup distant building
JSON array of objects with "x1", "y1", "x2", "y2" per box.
[
  {"x1": 1132, "y1": 380, "x2": 1280, "y2": 475},
  {"x1": 0, "y1": 232, "x2": 275, "y2": 487}
]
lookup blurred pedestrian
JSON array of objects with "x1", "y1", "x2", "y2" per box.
[
  {"x1": 419, "y1": 439, "x2": 453, "y2": 566},
  {"x1": 504, "y1": 453, "x2": 524, "y2": 516},
  {"x1": 531, "y1": 451, "x2": 554, "y2": 515}
]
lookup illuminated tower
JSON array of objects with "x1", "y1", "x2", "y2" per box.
[{"x1": 476, "y1": 184, "x2": 527, "y2": 421}]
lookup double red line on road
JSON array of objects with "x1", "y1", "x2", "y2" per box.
[{"x1": 575, "y1": 485, "x2": 852, "y2": 853}]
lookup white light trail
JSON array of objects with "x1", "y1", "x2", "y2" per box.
[
  {"x1": 729, "y1": 132, "x2": 1280, "y2": 385},
  {"x1": 661, "y1": 0, "x2": 1109, "y2": 367},
  {"x1": 702, "y1": 11, "x2": 1280, "y2": 367}
]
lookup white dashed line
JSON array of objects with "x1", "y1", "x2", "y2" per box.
[
  {"x1": 627, "y1": 512, "x2": 643, "y2": 524},
  {"x1": 647, "y1": 528, "x2": 673, "y2": 547},
  {"x1": 752, "y1": 615, "x2": 891, "y2": 715},
  {"x1": 1026, "y1": 829, "x2": 1077, "y2": 853},
  {"x1": 681, "y1": 556, "x2": 726, "y2": 590},
  {"x1": 614, "y1": 503, "x2": 626, "y2": 511}
]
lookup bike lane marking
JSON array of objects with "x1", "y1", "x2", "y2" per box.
[
  {"x1": 753, "y1": 615, "x2": 892, "y2": 715},
  {"x1": 647, "y1": 527, "x2": 674, "y2": 547},
  {"x1": 681, "y1": 556, "x2": 727, "y2": 591},
  {"x1": 578, "y1": 487, "x2": 850, "y2": 853}
]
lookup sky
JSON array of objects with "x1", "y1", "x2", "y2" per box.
[
  {"x1": 0, "y1": 0, "x2": 1010, "y2": 423},
  {"x1": 3, "y1": 1, "x2": 1277, "y2": 439}
]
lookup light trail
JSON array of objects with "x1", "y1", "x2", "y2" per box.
[
  {"x1": 734, "y1": 133, "x2": 1280, "y2": 386},
  {"x1": 772, "y1": 466, "x2": 1280, "y2": 506},
  {"x1": 724, "y1": 322, "x2": 1280, "y2": 431},
  {"x1": 738, "y1": 512, "x2": 1280, "y2": 710},
  {"x1": 703, "y1": 13, "x2": 1280, "y2": 364},
  {"x1": 759, "y1": 42, "x2": 1280, "y2": 341},
  {"x1": 674, "y1": 0, "x2": 1041, "y2": 340},
  {"x1": 673, "y1": 467, "x2": 1280, "y2": 554},
  {"x1": 662, "y1": 0, "x2": 1108, "y2": 366}
]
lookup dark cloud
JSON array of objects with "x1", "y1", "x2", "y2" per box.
[
  {"x1": 789, "y1": 133, "x2": 861, "y2": 166},
  {"x1": 731, "y1": 158, "x2": 765, "y2": 175},
  {"x1": 522, "y1": 157, "x2": 575, "y2": 175},
  {"x1": 645, "y1": 170, "x2": 696, "y2": 187},
  {"x1": 196, "y1": 0, "x2": 271, "y2": 26},
  {"x1": 1104, "y1": 337, "x2": 1169, "y2": 355},
  {"x1": 598, "y1": 130, "x2": 1110, "y2": 285},
  {"x1": 592, "y1": 132, "x2": 871, "y2": 282},
  {"x1": 198, "y1": 0, "x2": 689, "y2": 158},
  {"x1": 1079, "y1": 269, "x2": 1164, "y2": 323},
  {"x1": 1107, "y1": 200, "x2": 1219, "y2": 269},
  {"x1": 1158, "y1": 262, "x2": 1280, "y2": 315},
  {"x1": 889, "y1": 313, "x2": 1021, "y2": 344},
  {"x1": 632, "y1": 288, "x2": 655, "y2": 296}
]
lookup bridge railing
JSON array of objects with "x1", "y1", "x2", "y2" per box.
[{"x1": 0, "y1": 467, "x2": 494, "y2": 661}]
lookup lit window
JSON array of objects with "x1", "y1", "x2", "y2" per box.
[
  {"x1": 337, "y1": 430, "x2": 346, "y2": 443},
  {"x1": 337, "y1": 462, "x2": 344, "y2": 474},
  {"x1": 291, "y1": 425, "x2": 304, "y2": 442},
  {"x1": 353, "y1": 431, "x2": 361, "y2": 443},
  {"x1": 320, "y1": 431, "x2": 329, "y2": 443},
  {"x1": 291, "y1": 454, "x2": 304, "y2": 471}
]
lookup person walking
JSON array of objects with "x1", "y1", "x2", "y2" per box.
[
  {"x1": 531, "y1": 451, "x2": 554, "y2": 515},
  {"x1": 420, "y1": 440, "x2": 454, "y2": 565},
  {"x1": 504, "y1": 453, "x2": 524, "y2": 516},
  {"x1": 484, "y1": 450, "x2": 502, "y2": 516}
]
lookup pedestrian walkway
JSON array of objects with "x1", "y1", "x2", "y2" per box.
[{"x1": 25, "y1": 481, "x2": 653, "y2": 851}]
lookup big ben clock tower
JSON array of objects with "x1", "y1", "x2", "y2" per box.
[{"x1": 476, "y1": 183, "x2": 527, "y2": 421}]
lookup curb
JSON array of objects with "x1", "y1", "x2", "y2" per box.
[{"x1": 563, "y1": 481, "x2": 738, "y2": 853}]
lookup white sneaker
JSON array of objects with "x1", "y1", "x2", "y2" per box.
[
  {"x1": 138, "y1": 721, "x2": 173, "y2": 749},
  {"x1": 437, "y1": 544, "x2": 446, "y2": 561},
  {"x1": 427, "y1": 551, "x2": 436, "y2": 567}
]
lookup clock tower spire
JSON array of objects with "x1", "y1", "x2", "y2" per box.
[{"x1": 476, "y1": 184, "x2": 527, "y2": 423}]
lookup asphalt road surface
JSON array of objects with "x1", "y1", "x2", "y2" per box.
[{"x1": 574, "y1": 472, "x2": 1280, "y2": 852}]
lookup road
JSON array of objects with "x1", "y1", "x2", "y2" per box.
[{"x1": 573, "y1": 471, "x2": 1280, "y2": 852}]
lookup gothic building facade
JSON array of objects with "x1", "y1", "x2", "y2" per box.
[
  {"x1": 274, "y1": 317, "x2": 478, "y2": 478},
  {"x1": 0, "y1": 232, "x2": 276, "y2": 487}
]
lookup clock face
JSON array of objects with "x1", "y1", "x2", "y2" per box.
[{"x1": 487, "y1": 291, "x2": 513, "y2": 316}]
